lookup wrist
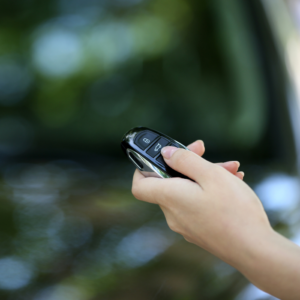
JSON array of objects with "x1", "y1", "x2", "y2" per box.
[
  {"x1": 235, "y1": 227, "x2": 278, "y2": 273},
  {"x1": 230, "y1": 229, "x2": 300, "y2": 299},
  {"x1": 220, "y1": 226, "x2": 277, "y2": 273}
]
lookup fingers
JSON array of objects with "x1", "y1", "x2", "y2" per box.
[
  {"x1": 216, "y1": 161, "x2": 240, "y2": 174},
  {"x1": 132, "y1": 169, "x2": 200, "y2": 205},
  {"x1": 132, "y1": 142, "x2": 245, "y2": 205},
  {"x1": 187, "y1": 140, "x2": 205, "y2": 156},
  {"x1": 161, "y1": 146, "x2": 215, "y2": 184},
  {"x1": 216, "y1": 161, "x2": 244, "y2": 180},
  {"x1": 236, "y1": 171, "x2": 245, "y2": 180},
  {"x1": 132, "y1": 169, "x2": 161, "y2": 204}
]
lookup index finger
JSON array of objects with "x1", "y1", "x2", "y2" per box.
[
  {"x1": 187, "y1": 140, "x2": 205, "y2": 156},
  {"x1": 132, "y1": 169, "x2": 201, "y2": 205}
]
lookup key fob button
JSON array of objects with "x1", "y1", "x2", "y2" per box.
[
  {"x1": 135, "y1": 131, "x2": 159, "y2": 150},
  {"x1": 156, "y1": 155, "x2": 165, "y2": 166},
  {"x1": 156, "y1": 143, "x2": 179, "y2": 165},
  {"x1": 147, "y1": 137, "x2": 169, "y2": 158}
]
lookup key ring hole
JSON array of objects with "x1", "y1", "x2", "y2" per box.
[{"x1": 128, "y1": 152, "x2": 144, "y2": 170}]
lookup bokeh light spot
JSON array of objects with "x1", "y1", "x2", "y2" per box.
[
  {"x1": 87, "y1": 21, "x2": 134, "y2": 70},
  {"x1": 0, "y1": 257, "x2": 34, "y2": 290},
  {"x1": 115, "y1": 225, "x2": 176, "y2": 267},
  {"x1": 32, "y1": 27, "x2": 83, "y2": 78},
  {"x1": 255, "y1": 174, "x2": 300, "y2": 211},
  {"x1": 129, "y1": 15, "x2": 173, "y2": 56},
  {"x1": 34, "y1": 284, "x2": 85, "y2": 300}
]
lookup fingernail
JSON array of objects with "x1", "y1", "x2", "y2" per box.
[
  {"x1": 239, "y1": 171, "x2": 245, "y2": 177},
  {"x1": 161, "y1": 146, "x2": 179, "y2": 159}
]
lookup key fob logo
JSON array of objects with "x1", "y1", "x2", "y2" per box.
[
  {"x1": 154, "y1": 143, "x2": 162, "y2": 152},
  {"x1": 143, "y1": 138, "x2": 150, "y2": 144}
]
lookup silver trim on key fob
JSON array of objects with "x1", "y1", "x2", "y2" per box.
[{"x1": 126, "y1": 148, "x2": 171, "y2": 178}]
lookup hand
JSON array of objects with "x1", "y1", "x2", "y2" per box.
[
  {"x1": 131, "y1": 144, "x2": 300, "y2": 299},
  {"x1": 132, "y1": 144, "x2": 269, "y2": 262}
]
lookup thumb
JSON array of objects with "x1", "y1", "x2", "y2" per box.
[{"x1": 161, "y1": 146, "x2": 215, "y2": 184}]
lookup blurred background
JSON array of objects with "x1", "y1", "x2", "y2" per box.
[{"x1": 0, "y1": 0, "x2": 300, "y2": 299}]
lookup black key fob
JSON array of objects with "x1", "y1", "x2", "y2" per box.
[{"x1": 121, "y1": 127, "x2": 190, "y2": 179}]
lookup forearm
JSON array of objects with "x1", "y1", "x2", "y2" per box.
[
  {"x1": 132, "y1": 146, "x2": 300, "y2": 299},
  {"x1": 232, "y1": 230, "x2": 300, "y2": 300}
]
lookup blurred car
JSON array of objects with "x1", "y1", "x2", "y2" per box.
[{"x1": 0, "y1": 0, "x2": 299, "y2": 299}]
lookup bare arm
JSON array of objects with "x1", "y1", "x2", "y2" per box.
[{"x1": 131, "y1": 144, "x2": 300, "y2": 300}]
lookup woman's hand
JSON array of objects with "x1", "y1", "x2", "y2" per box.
[
  {"x1": 131, "y1": 143, "x2": 300, "y2": 300},
  {"x1": 132, "y1": 144, "x2": 269, "y2": 262}
]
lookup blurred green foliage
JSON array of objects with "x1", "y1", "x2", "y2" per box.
[
  {"x1": 0, "y1": 0, "x2": 272, "y2": 157},
  {"x1": 0, "y1": 0, "x2": 298, "y2": 299}
]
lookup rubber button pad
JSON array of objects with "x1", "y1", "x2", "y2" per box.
[
  {"x1": 134, "y1": 130, "x2": 180, "y2": 166},
  {"x1": 147, "y1": 137, "x2": 169, "y2": 158},
  {"x1": 134, "y1": 131, "x2": 159, "y2": 150},
  {"x1": 156, "y1": 143, "x2": 179, "y2": 165}
]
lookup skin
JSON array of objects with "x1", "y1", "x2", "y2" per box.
[{"x1": 131, "y1": 141, "x2": 300, "y2": 300}]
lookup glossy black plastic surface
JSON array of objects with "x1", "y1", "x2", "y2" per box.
[{"x1": 121, "y1": 127, "x2": 190, "y2": 179}]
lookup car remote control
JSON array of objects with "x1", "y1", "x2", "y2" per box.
[{"x1": 121, "y1": 127, "x2": 190, "y2": 179}]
